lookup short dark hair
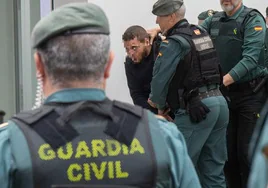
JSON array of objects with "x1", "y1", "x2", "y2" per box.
[
  {"x1": 266, "y1": 7, "x2": 268, "y2": 16},
  {"x1": 122, "y1": 25, "x2": 149, "y2": 42}
]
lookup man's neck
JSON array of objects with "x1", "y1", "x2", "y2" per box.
[
  {"x1": 226, "y1": 2, "x2": 242, "y2": 16},
  {"x1": 145, "y1": 45, "x2": 152, "y2": 58},
  {"x1": 44, "y1": 80, "x2": 105, "y2": 98}
]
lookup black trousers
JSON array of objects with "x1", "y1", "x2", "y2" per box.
[{"x1": 223, "y1": 87, "x2": 267, "y2": 188}]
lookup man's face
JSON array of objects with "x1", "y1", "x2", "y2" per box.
[
  {"x1": 156, "y1": 15, "x2": 173, "y2": 34},
  {"x1": 123, "y1": 37, "x2": 149, "y2": 63},
  {"x1": 220, "y1": 0, "x2": 241, "y2": 12}
]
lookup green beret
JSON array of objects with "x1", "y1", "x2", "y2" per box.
[
  {"x1": 31, "y1": 3, "x2": 110, "y2": 48},
  {"x1": 198, "y1": 9, "x2": 217, "y2": 20},
  {"x1": 152, "y1": 0, "x2": 184, "y2": 16}
]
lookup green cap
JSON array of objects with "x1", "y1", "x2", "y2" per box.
[
  {"x1": 198, "y1": 9, "x2": 217, "y2": 20},
  {"x1": 152, "y1": 0, "x2": 184, "y2": 16},
  {"x1": 31, "y1": 3, "x2": 110, "y2": 48}
]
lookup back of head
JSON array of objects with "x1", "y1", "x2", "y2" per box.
[
  {"x1": 266, "y1": 7, "x2": 268, "y2": 17},
  {"x1": 31, "y1": 3, "x2": 111, "y2": 87},
  {"x1": 122, "y1": 25, "x2": 149, "y2": 42}
]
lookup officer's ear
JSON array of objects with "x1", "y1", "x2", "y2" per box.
[
  {"x1": 144, "y1": 38, "x2": 150, "y2": 46},
  {"x1": 34, "y1": 52, "x2": 45, "y2": 79},
  {"x1": 104, "y1": 51, "x2": 114, "y2": 79}
]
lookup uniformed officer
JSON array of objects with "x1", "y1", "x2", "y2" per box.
[
  {"x1": 200, "y1": 1, "x2": 268, "y2": 187},
  {"x1": 198, "y1": 9, "x2": 218, "y2": 25},
  {"x1": 122, "y1": 25, "x2": 160, "y2": 114},
  {"x1": 0, "y1": 2, "x2": 201, "y2": 188},
  {"x1": 148, "y1": 0, "x2": 229, "y2": 187}
]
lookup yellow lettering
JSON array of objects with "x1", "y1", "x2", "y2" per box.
[
  {"x1": 83, "y1": 163, "x2": 91, "y2": 181},
  {"x1": 91, "y1": 162, "x2": 107, "y2": 180},
  {"x1": 75, "y1": 141, "x2": 91, "y2": 159},
  {"x1": 115, "y1": 161, "x2": 129, "y2": 178},
  {"x1": 129, "y1": 139, "x2": 145, "y2": 154},
  {"x1": 108, "y1": 161, "x2": 114, "y2": 179},
  {"x1": 106, "y1": 140, "x2": 121, "y2": 156},
  {"x1": 67, "y1": 164, "x2": 82, "y2": 182},
  {"x1": 122, "y1": 144, "x2": 129, "y2": 155},
  {"x1": 38, "y1": 144, "x2": 56, "y2": 160},
  {"x1": 57, "y1": 143, "x2": 73, "y2": 160},
  {"x1": 92, "y1": 140, "x2": 107, "y2": 157}
]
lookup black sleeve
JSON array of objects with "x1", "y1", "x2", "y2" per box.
[{"x1": 124, "y1": 59, "x2": 157, "y2": 114}]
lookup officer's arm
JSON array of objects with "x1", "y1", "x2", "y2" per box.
[
  {"x1": 149, "y1": 38, "x2": 189, "y2": 110},
  {"x1": 229, "y1": 14, "x2": 266, "y2": 82},
  {"x1": 0, "y1": 123, "x2": 13, "y2": 188},
  {"x1": 159, "y1": 121, "x2": 201, "y2": 187},
  {"x1": 124, "y1": 59, "x2": 151, "y2": 109},
  {"x1": 200, "y1": 16, "x2": 213, "y2": 32}
]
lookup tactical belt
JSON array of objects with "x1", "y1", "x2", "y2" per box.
[{"x1": 198, "y1": 88, "x2": 222, "y2": 100}]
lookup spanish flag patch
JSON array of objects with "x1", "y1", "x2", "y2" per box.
[
  {"x1": 254, "y1": 26, "x2": 263, "y2": 31},
  {"x1": 194, "y1": 29, "x2": 201, "y2": 35}
]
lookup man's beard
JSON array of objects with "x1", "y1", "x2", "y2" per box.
[{"x1": 221, "y1": 0, "x2": 240, "y2": 13}]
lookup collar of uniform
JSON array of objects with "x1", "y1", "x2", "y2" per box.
[
  {"x1": 224, "y1": 4, "x2": 244, "y2": 20},
  {"x1": 44, "y1": 88, "x2": 106, "y2": 104},
  {"x1": 166, "y1": 19, "x2": 188, "y2": 36}
]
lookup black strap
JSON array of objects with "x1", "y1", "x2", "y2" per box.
[
  {"x1": 12, "y1": 99, "x2": 143, "y2": 149},
  {"x1": 104, "y1": 100, "x2": 142, "y2": 146}
]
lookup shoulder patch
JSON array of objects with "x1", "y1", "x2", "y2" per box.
[
  {"x1": 194, "y1": 29, "x2": 201, "y2": 35},
  {"x1": 0, "y1": 122, "x2": 8, "y2": 128},
  {"x1": 254, "y1": 26, "x2": 263, "y2": 31}
]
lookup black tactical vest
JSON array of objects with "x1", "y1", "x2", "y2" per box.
[
  {"x1": 11, "y1": 99, "x2": 157, "y2": 188},
  {"x1": 166, "y1": 21, "x2": 221, "y2": 111},
  {"x1": 209, "y1": 7, "x2": 267, "y2": 82}
]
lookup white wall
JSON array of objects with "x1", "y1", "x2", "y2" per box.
[
  {"x1": 43, "y1": 0, "x2": 266, "y2": 104},
  {"x1": 87, "y1": 0, "x2": 267, "y2": 104}
]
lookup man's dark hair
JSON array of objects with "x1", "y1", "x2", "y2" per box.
[
  {"x1": 122, "y1": 25, "x2": 149, "y2": 42},
  {"x1": 266, "y1": 7, "x2": 268, "y2": 16}
]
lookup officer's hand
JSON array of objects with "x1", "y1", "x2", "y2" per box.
[
  {"x1": 223, "y1": 74, "x2": 234, "y2": 87},
  {"x1": 158, "y1": 109, "x2": 174, "y2": 122},
  {"x1": 148, "y1": 98, "x2": 157, "y2": 108},
  {"x1": 188, "y1": 97, "x2": 210, "y2": 123},
  {"x1": 147, "y1": 27, "x2": 161, "y2": 45}
]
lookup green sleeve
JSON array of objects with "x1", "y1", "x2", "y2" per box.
[
  {"x1": 149, "y1": 37, "x2": 190, "y2": 110},
  {"x1": 200, "y1": 16, "x2": 213, "y2": 32},
  {"x1": 0, "y1": 123, "x2": 13, "y2": 188},
  {"x1": 229, "y1": 13, "x2": 267, "y2": 81},
  {"x1": 157, "y1": 119, "x2": 201, "y2": 187}
]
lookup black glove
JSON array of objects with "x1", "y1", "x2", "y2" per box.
[{"x1": 187, "y1": 97, "x2": 210, "y2": 123}]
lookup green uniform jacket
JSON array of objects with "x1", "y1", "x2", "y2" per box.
[
  {"x1": 149, "y1": 20, "x2": 191, "y2": 110},
  {"x1": 201, "y1": 5, "x2": 267, "y2": 82},
  {"x1": 0, "y1": 88, "x2": 201, "y2": 188}
]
